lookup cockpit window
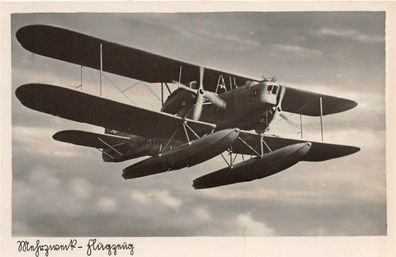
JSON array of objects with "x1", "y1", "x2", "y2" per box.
[
  {"x1": 267, "y1": 85, "x2": 273, "y2": 93},
  {"x1": 272, "y1": 85, "x2": 278, "y2": 95}
]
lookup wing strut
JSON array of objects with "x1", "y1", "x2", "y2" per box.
[
  {"x1": 220, "y1": 133, "x2": 274, "y2": 169},
  {"x1": 96, "y1": 137, "x2": 124, "y2": 157},
  {"x1": 220, "y1": 152, "x2": 231, "y2": 167},
  {"x1": 160, "y1": 129, "x2": 178, "y2": 154},
  {"x1": 219, "y1": 132, "x2": 275, "y2": 169},
  {"x1": 184, "y1": 121, "x2": 200, "y2": 140},
  {"x1": 75, "y1": 65, "x2": 83, "y2": 90},
  {"x1": 100, "y1": 43, "x2": 103, "y2": 96},
  {"x1": 299, "y1": 113, "x2": 303, "y2": 139},
  {"x1": 292, "y1": 96, "x2": 325, "y2": 141},
  {"x1": 97, "y1": 148, "x2": 115, "y2": 160},
  {"x1": 93, "y1": 136, "x2": 126, "y2": 160},
  {"x1": 178, "y1": 66, "x2": 183, "y2": 84},
  {"x1": 237, "y1": 136, "x2": 261, "y2": 157},
  {"x1": 164, "y1": 83, "x2": 172, "y2": 94},
  {"x1": 262, "y1": 136, "x2": 272, "y2": 152},
  {"x1": 160, "y1": 82, "x2": 173, "y2": 107},
  {"x1": 161, "y1": 82, "x2": 164, "y2": 106},
  {"x1": 320, "y1": 96, "x2": 324, "y2": 141},
  {"x1": 160, "y1": 120, "x2": 203, "y2": 153}
]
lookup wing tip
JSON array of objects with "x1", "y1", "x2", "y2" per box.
[
  {"x1": 304, "y1": 143, "x2": 360, "y2": 162},
  {"x1": 346, "y1": 99, "x2": 358, "y2": 111},
  {"x1": 52, "y1": 130, "x2": 76, "y2": 142},
  {"x1": 323, "y1": 98, "x2": 358, "y2": 115},
  {"x1": 15, "y1": 83, "x2": 50, "y2": 107},
  {"x1": 16, "y1": 25, "x2": 37, "y2": 49},
  {"x1": 349, "y1": 145, "x2": 361, "y2": 155},
  {"x1": 15, "y1": 83, "x2": 36, "y2": 107},
  {"x1": 16, "y1": 24, "x2": 53, "y2": 48}
]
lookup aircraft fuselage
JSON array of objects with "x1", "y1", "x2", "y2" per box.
[
  {"x1": 104, "y1": 82, "x2": 282, "y2": 162},
  {"x1": 198, "y1": 82, "x2": 282, "y2": 132}
]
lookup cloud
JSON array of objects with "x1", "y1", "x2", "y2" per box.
[
  {"x1": 97, "y1": 196, "x2": 117, "y2": 214},
  {"x1": 27, "y1": 165, "x2": 61, "y2": 188},
  {"x1": 316, "y1": 28, "x2": 384, "y2": 43},
  {"x1": 271, "y1": 44, "x2": 323, "y2": 58},
  {"x1": 68, "y1": 177, "x2": 93, "y2": 199},
  {"x1": 235, "y1": 213, "x2": 276, "y2": 236},
  {"x1": 194, "y1": 207, "x2": 211, "y2": 221},
  {"x1": 193, "y1": 28, "x2": 261, "y2": 50},
  {"x1": 13, "y1": 126, "x2": 83, "y2": 158},
  {"x1": 130, "y1": 190, "x2": 182, "y2": 209}
]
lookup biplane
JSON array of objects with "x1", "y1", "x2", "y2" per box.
[{"x1": 15, "y1": 25, "x2": 360, "y2": 189}]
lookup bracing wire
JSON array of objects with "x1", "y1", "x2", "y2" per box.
[{"x1": 102, "y1": 73, "x2": 136, "y2": 105}]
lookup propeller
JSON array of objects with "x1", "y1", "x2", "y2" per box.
[
  {"x1": 271, "y1": 86, "x2": 299, "y2": 129},
  {"x1": 272, "y1": 85, "x2": 286, "y2": 120},
  {"x1": 176, "y1": 67, "x2": 227, "y2": 120}
]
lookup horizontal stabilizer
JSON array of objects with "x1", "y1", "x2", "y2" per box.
[
  {"x1": 232, "y1": 130, "x2": 359, "y2": 161},
  {"x1": 53, "y1": 130, "x2": 130, "y2": 149}
]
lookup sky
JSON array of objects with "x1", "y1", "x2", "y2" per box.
[{"x1": 11, "y1": 12, "x2": 386, "y2": 236}]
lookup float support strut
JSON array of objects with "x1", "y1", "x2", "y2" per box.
[{"x1": 300, "y1": 112, "x2": 303, "y2": 139}]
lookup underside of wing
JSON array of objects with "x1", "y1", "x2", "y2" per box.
[
  {"x1": 233, "y1": 130, "x2": 360, "y2": 161},
  {"x1": 16, "y1": 83, "x2": 216, "y2": 141},
  {"x1": 281, "y1": 87, "x2": 358, "y2": 116},
  {"x1": 16, "y1": 25, "x2": 257, "y2": 92}
]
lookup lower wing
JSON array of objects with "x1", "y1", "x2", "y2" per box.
[{"x1": 16, "y1": 83, "x2": 216, "y2": 142}]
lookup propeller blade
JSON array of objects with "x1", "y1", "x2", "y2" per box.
[
  {"x1": 203, "y1": 91, "x2": 227, "y2": 109},
  {"x1": 192, "y1": 66, "x2": 205, "y2": 120},
  {"x1": 192, "y1": 91, "x2": 204, "y2": 120},
  {"x1": 176, "y1": 82, "x2": 226, "y2": 109},
  {"x1": 279, "y1": 112, "x2": 295, "y2": 126},
  {"x1": 178, "y1": 66, "x2": 227, "y2": 118},
  {"x1": 278, "y1": 85, "x2": 286, "y2": 109}
]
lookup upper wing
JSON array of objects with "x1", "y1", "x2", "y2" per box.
[
  {"x1": 16, "y1": 25, "x2": 257, "y2": 92},
  {"x1": 233, "y1": 130, "x2": 360, "y2": 161},
  {"x1": 281, "y1": 86, "x2": 357, "y2": 116},
  {"x1": 16, "y1": 83, "x2": 216, "y2": 141}
]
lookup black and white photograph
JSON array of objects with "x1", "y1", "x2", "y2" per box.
[
  {"x1": 9, "y1": 11, "x2": 387, "y2": 238},
  {"x1": 1, "y1": 1, "x2": 395, "y2": 255}
]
